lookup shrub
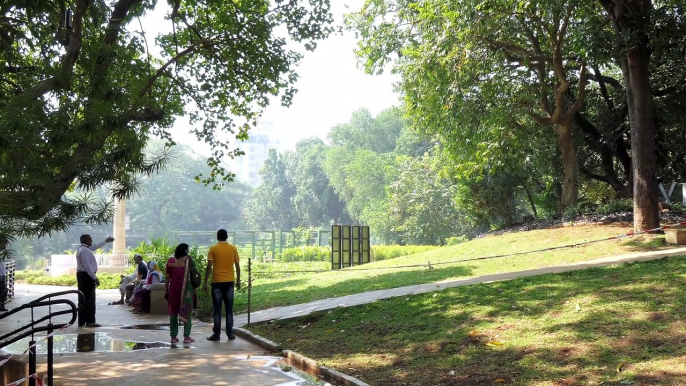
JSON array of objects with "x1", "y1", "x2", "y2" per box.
[
  {"x1": 596, "y1": 199, "x2": 633, "y2": 215},
  {"x1": 371, "y1": 245, "x2": 439, "y2": 261},
  {"x1": 129, "y1": 238, "x2": 177, "y2": 266},
  {"x1": 15, "y1": 270, "x2": 45, "y2": 281},
  {"x1": 15, "y1": 271, "x2": 122, "y2": 290},
  {"x1": 278, "y1": 246, "x2": 330, "y2": 262},
  {"x1": 671, "y1": 202, "x2": 686, "y2": 214},
  {"x1": 445, "y1": 236, "x2": 469, "y2": 246}
]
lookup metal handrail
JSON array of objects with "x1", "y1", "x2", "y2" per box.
[{"x1": 0, "y1": 289, "x2": 83, "y2": 386}]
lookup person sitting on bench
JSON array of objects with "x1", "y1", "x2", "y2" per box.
[
  {"x1": 132, "y1": 261, "x2": 164, "y2": 313},
  {"x1": 125, "y1": 254, "x2": 148, "y2": 305}
]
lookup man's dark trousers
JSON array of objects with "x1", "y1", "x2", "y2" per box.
[
  {"x1": 211, "y1": 282, "x2": 235, "y2": 336},
  {"x1": 76, "y1": 271, "x2": 96, "y2": 325},
  {"x1": 0, "y1": 275, "x2": 6, "y2": 308}
]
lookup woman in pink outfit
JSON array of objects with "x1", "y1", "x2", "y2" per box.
[{"x1": 165, "y1": 243, "x2": 196, "y2": 344}]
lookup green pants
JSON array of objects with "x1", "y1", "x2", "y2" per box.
[{"x1": 170, "y1": 314, "x2": 192, "y2": 338}]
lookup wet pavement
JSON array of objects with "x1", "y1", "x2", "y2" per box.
[{"x1": 1, "y1": 285, "x2": 333, "y2": 385}]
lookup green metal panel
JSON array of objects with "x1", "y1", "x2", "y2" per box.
[
  {"x1": 361, "y1": 226, "x2": 370, "y2": 264},
  {"x1": 351, "y1": 226, "x2": 361, "y2": 265},
  {"x1": 331, "y1": 225, "x2": 341, "y2": 270},
  {"x1": 279, "y1": 230, "x2": 283, "y2": 255},
  {"x1": 341, "y1": 225, "x2": 352, "y2": 267}
]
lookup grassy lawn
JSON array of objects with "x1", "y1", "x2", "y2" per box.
[
  {"x1": 235, "y1": 223, "x2": 674, "y2": 314},
  {"x1": 249, "y1": 254, "x2": 686, "y2": 386}
]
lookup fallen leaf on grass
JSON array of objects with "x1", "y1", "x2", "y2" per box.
[
  {"x1": 486, "y1": 340, "x2": 506, "y2": 347},
  {"x1": 494, "y1": 378, "x2": 507, "y2": 383},
  {"x1": 616, "y1": 363, "x2": 624, "y2": 373},
  {"x1": 576, "y1": 300, "x2": 581, "y2": 312},
  {"x1": 326, "y1": 329, "x2": 336, "y2": 333}
]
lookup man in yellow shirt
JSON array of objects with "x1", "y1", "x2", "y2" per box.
[{"x1": 203, "y1": 229, "x2": 241, "y2": 341}]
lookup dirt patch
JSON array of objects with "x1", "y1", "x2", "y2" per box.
[
  {"x1": 554, "y1": 375, "x2": 588, "y2": 386},
  {"x1": 647, "y1": 311, "x2": 669, "y2": 322},
  {"x1": 634, "y1": 371, "x2": 686, "y2": 385},
  {"x1": 438, "y1": 374, "x2": 511, "y2": 386}
]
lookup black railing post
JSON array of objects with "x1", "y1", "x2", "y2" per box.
[
  {"x1": 28, "y1": 339, "x2": 36, "y2": 386},
  {"x1": 47, "y1": 325, "x2": 54, "y2": 385},
  {"x1": 247, "y1": 258, "x2": 252, "y2": 327},
  {"x1": 0, "y1": 290, "x2": 83, "y2": 385}
]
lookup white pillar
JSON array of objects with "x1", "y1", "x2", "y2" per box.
[
  {"x1": 112, "y1": 198, "x2": 127, "y2": 254},
  {"x1": 683, "y1": 183, "x2": 686, "y2": 205}
]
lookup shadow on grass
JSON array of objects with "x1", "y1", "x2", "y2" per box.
[
  {"x1": 621, "y1": 236, "x2": 669, "y2": 252},
  {"x1": 250, "y1": 255, "x2": 686, "y2": 386},
  {"x1": 234, "y1": 264, "x2": 476, "y2": 313}
]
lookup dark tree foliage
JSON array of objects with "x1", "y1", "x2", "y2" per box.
[{"x1": 0, "y1": 0, "x2": 333, "y2": 251}]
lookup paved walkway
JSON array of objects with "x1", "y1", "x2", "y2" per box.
[{"x1": 1, "y1": 285, "x2": 324, "y2": 386}]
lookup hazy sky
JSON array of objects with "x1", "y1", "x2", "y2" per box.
[{"x1": 163, "y1": 1, "x2": 401, "y2": 152}]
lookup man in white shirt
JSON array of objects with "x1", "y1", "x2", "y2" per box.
[{"x1": 76, "y1": 234, "x2": 114, "y2": 327}]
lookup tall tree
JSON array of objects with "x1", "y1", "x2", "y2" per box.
[
  {"x1": 598, "y1": 0, "x2": 660, "y2": 230},
  {"x1": 328, "y1": 108, "x2": 404, "y2": 153},
  {"x1": 0, "y1": 0, "x2": 333, "y2": 250},
  {"x1": 246, "y1": 149, "x2": 298, "y2": 230},
  {"x1": 127, "y1": 143, "x2": 252, "y2": 237},
  {"x1": 389, "y1": 153, "x2": 467, "y2": 244},
  {"x1": 290, "y1": 138, "x2": 351, "y2": 227},
  {"x1": 322, "y1": 108, "x2": 405, "y2": 243},
  {"x1": 348, "y1": 0, "x2": 606, "y2": 208}
]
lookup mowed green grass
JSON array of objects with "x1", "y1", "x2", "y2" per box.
[
  {"x1": 234, "y1": 223, "x2": 673, "y2": 314},
  {"x1": 250, "y1": 254, "x2": 686, "y2": 386}
]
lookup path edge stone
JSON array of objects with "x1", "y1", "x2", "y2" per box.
[
  {"x1": 233, "y1": 327, "x2": 281, "y2": 352},
  {"x1": 233, "y1": 328, "x2": 371, "y2": 386},
  {"x1": 283, "y1": 350, "x2": 371, "y2": 386}
]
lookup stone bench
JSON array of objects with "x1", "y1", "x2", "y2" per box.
[
  {"x1": 149, "y1": 283, "x2": 168, "y2": 315},
  {"x1": 665, "y1": 228, "x2": 686, "y2": 245}
]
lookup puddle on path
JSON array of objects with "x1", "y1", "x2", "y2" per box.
[
  {"x1": 120, "y1": 324, "x2": 170, "y2": 331},
  {"x1": 1, "y1": 333, "x2": 172, "y2": 354},
  {"x1": 237, "y1": 355, "x2": 335, "y2": 386},
  {"x1": 276, "y1": 364, "x2": 334, "y2": 386}
]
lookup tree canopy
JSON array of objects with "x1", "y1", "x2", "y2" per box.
[
  {"x1": 348, "y1": 0, "x2": 685, "y2": 230},
  {"x1": 0, "y1": 0, "x2": 333, "y2": 250}
]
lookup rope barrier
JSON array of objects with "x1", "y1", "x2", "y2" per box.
[
  {"x1": 0, "y1": 323, "x2": 72, "y2": 368},
  {"x1": 7, "y1": 373, "x2": 43, "y2": 386},
  {"x1": 251, "y1": 221, "x2": 686, "y2": 275}
]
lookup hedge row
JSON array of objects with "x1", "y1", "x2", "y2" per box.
[{"x1": 15, "y1": 271, "x2": 122, "y2": 290}]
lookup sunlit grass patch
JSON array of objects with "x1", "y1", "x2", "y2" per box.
[
  {"x1": 235, "y1": 224, "x2": 677, "y2": 314},
  {"x1": 250, "y1": 255, "x2": 686, "y2": 385}
]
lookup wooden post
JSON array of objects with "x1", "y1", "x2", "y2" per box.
[{"x1": 247, "y1": 258, "x2": 252, "y2": 327}]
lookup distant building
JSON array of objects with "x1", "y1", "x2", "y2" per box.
[{"x1": 232, "y1": 123, "x2": 286, "y2": 186}]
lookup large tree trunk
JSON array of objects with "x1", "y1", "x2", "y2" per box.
[
  {"x1": 627, "y1": 49, "x2": 660, "y2": 230},
  {"x1": 600, "y1": 0, "x2": 660, "y2": 231},
  {"x1": 555, "y1": 123, "x2": 579, "y2": 208}
]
